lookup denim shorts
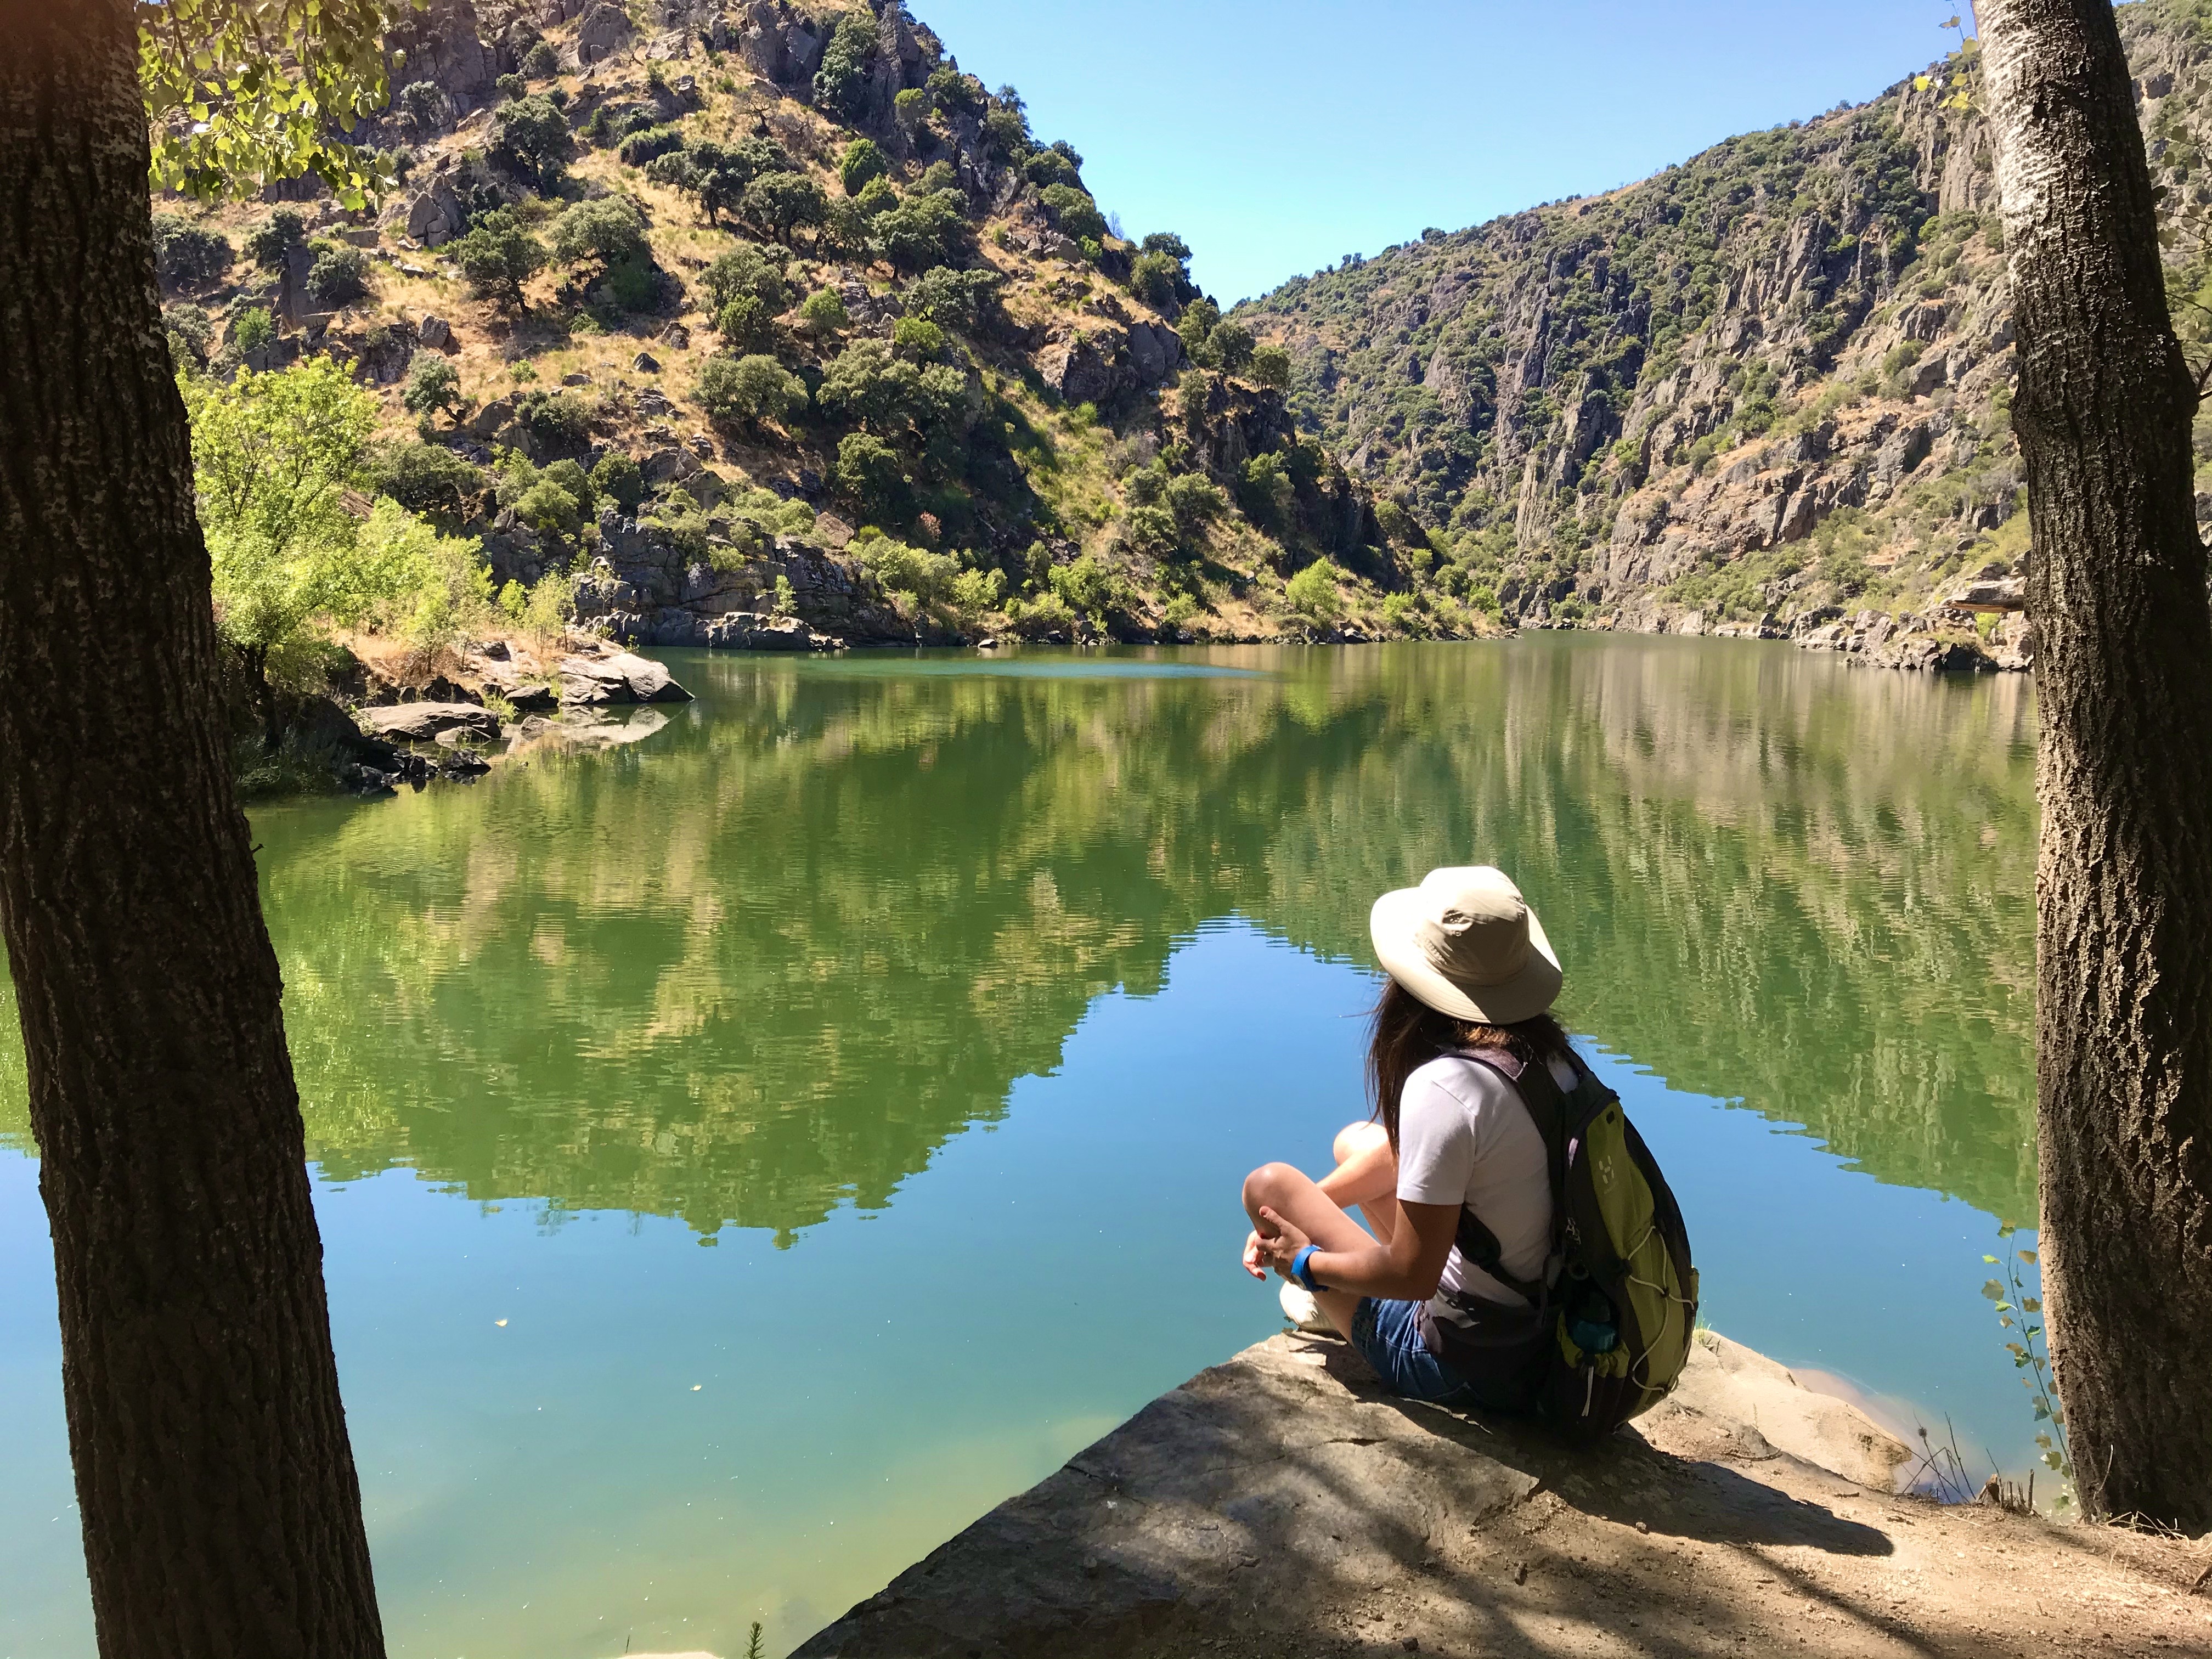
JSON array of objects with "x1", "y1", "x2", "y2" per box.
[
  {"x1": 1351, "y1": 1296, "x2": 1483, "y2": 1405},
  {"x1": 1351, "y1": 1296, "x2": 1538, "y2": 1413}
]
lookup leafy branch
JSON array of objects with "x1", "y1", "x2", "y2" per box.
[
  {"x1": 1982, "y1": 1219, "x2": 2075, "y2": 1513},
  {"x1": 136, "y1": 0, "x2": 424, "y2": 206}
]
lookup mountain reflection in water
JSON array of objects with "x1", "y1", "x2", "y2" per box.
[{"x1": 0, "y1": 635, "x2": 2036, "y2": 1230}]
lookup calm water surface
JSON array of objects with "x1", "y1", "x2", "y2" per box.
[{"x1": 0, "y1": 635, "x2": 2040, "y2": 1658}]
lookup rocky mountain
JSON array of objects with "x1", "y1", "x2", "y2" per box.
[
  {"x1": 1234, "y1": 0, "x2": 2212, "y2": 662},
  {"x1": 153, "y1": 0, "x2": 1415, "y2": 656}
]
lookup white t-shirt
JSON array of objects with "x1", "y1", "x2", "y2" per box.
[{"x1": 1396, "y1": 1053, "x2": 1571, "y2": 1307}]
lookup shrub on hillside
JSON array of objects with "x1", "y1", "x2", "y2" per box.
[
  {"x1": 716, "y1": 294, "x2": 773, "y2": 352},
  {"x1": 151, "y1": 214, "x2": 233, "y2": 289},
  {"x1": 304, "y1": 242, "x2": 369, "y2": 308},
  {"x1": 452, "y1": 208, "x2": 548, "y2": 312},
  {"x1": 1238, "y1": 452, "x2": 1295, "y2": 529},
  {"x1": 590, "y1": 451, "x2": 645, "y2": 514},
  {"x1": 245, "y1": 208, "x2": 306, "y2": 270},
  {"x1": 1177, "y1": 297, "x2": 1220, "y2": 362},
  {"x1": 398, "y1": 80, "x2": 453, "y2": 133},
  {"x1": 798, "y1": 287, "x2": 849, "y2": 331},
  {"x1": 366, "y1": 439, "x2": 486, "y2": 521},
  {"x1": 839, "y1": 137, "x2": 888, "y2": 196},
  {"x1": 491, "y1": 94, "x2": 569, "y2": 189},
  {"x1": 521, "y1": 38, "x2": 560, "y2": 79},
  {"x1": 813, "y1": 13, "x2": 879, "y2": 121},
  {"x1": 618, "y1": 125, "x2": 685, "y2": 167},
  {"x1": 741, "y1": 171, "x2": 827, "y2": 243},
  {"x1": 835, "y1": 432, "x2": 909, "y2": 521},
  {"x1": 1163, "y1": 471, "x2": 1226, "y2": 535},
  {"x1": 550, "y1": 196, "x2": 650, "y2": 276},
  {"x1": 165, "y1": 302, "x2": 215, "y2": 368},
  {"x1": 903, "y1": 266, "x2": 997, "y2": 332},
  {"x1": 1250, "y1": 343, "x2": 1293, "y2": 390},
  {"x1": 697, "y1": 354, "x2": 805, "y2": 432},
  {"x1": 1203, "y1": 319, "x2": 1254, "y2": 374},
  {"x1": 872, "y1": 189, "x2": 968, "y2": 275},
  {"x1": 402, "y1": 356, "x2": 465, "y2": 425},
  {"x1": 927, "y1": 66, "x2": 985, "y2": 117},
  {"x1": 891, "y1": 316, "x2": 945, "y2": 360},
  {"x1": 1039, "y1": 183, "x2": 1106, "y2": 243},
  {"x1": 512, "y1": 389, "x2": 592, "y2": 453},
  {"x1": 699, "y1": 244, "x2": 790, "y2": 315},
  {"x1": 1284, "y1": 559, "x2": 1344, "y2": 623}
]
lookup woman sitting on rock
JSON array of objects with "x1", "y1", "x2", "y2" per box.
[{"x1": 1240, "y1": 865, "x2": 1578, "y2": 1412}]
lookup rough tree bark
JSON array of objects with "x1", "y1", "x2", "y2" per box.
[
  {"x1": 1980, "y1": 0, "x2": 2212, "y2": 1528},
  {"x1": 0, "y1": 2, "x2": 387, "y2": 1652}
]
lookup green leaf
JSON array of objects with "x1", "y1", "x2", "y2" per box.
[
  {"x1": 1981, "y1": 1279, "x2": 2004, "y2": 1300},
  {"x1": 2021, "y1": 1297, "x2": 2041, "y2": 1312},
  {"x1": 1915, "y1": 74, "x2": 1933, "y2": 91},
  {"x1": 1997, "y1": 1221, "x2": 2017, "y2": 1239},
  {"x1": 2018, "y1": 1250, "x2": 2038, "y2": 1265}
]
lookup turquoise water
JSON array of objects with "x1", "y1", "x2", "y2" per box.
[{"x1": 0, "y1": 635, "x2": 2041, "y2": 1658}]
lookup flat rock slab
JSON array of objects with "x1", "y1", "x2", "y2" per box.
[
  {"x1": 357, "y1": 701, "x2": 500, "y2": 743},
  {"x1": 795, "y1": 1332, "x2": 2211, "y2": 1659},
  {"x1": 558, "y1": 652, "x2": 693, "y2": 705}
]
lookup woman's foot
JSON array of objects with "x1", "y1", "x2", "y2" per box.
[{"x1": 1279, "y1": 1280, "x2": 1335, "y2": 1335}]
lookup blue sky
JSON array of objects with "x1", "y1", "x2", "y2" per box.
[{"x1": 916, "y1": 0, "x2": 1974, "y2": 303}]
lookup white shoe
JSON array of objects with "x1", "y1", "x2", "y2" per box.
[{"x1": 1279, "y1": 1280, "x2": 1334, "y2": 1335}]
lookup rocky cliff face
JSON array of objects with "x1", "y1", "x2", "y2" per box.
[{"x1": 1235, "y1": 0, "x2": 2212, "y2": 646}]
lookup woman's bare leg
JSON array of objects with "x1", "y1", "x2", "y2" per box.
[
  {"x1": 1242, "y1": 1160, "x2": 1375, "y2": 1339},
  {"x1": 1322, "y1": 1120, "x2": 1401, "y2": 1246}
]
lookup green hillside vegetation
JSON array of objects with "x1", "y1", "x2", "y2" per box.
[
  {"x1": 148, "y1": 0, "x2": 1453, "y2": 691},
  {"x1": 1233, "y1": 0, "x2": 2209, "y2": 635}
]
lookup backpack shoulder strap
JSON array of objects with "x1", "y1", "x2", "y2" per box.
[{"x1": 1444, "y1": 1047, "x2": 1576, "y2": 1305}]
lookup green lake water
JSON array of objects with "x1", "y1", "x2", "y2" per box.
[{"x1": 0, "y1": 634, "x2": 2040, "y2": 1658}]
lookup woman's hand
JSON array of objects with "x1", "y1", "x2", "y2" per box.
[
  {"x1": 1251, "y1": 1205, "x2": 1312, "y2": 1280},
  {"x1": 1241, "y1": 1229, "x2": 1268, "y2": 1280}
]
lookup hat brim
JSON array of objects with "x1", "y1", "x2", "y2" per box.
[{"x1": 1369, "y1": 886, "x2": 1563, "y2": 1025}]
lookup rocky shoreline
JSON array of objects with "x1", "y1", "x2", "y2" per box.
[{"x1": 789, "y1": 1328, "x2": 2203, "y2": 1659}]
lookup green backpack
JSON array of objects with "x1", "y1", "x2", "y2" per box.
[{"x1": 1431, "y1": 1049, "x2": 1700, "y2": 1441}]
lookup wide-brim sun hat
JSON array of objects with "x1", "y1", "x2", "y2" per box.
[{"x1": 1369, "y1": 866, "x2": 1562, "y2": 1025}]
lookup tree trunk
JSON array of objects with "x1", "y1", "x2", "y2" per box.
[
  {"x1": 1980, "y1": 0, "x2": 2212, "y2": 1528},
  {"x1": 0, "y1": 3, "x2": 387, "y2": 1652}
]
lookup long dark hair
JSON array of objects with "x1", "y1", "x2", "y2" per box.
[{"x1": 1366, "y1": 977, "x2": 1572, "y2": 1151}]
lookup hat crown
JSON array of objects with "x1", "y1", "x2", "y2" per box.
[{"x1": 1418, "y1": 870, "x2": 1532, "y2": 989}]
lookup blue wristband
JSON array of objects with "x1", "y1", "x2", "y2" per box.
[{"x1": 1291, "y1": 1244, "x2": 1324, "y2": 1293}]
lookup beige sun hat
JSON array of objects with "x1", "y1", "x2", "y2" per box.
[{"x1": 1369, "y1": 866, "x2": 1562, "y2": 1024}]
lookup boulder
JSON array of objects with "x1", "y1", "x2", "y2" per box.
[
  {"x1": 357, "y1": 702, "x2": 501, "y2": 743},
  {"x1": 1037, "y1": 334, "x2": 1116, "y2": 405},
  {"x1": 791, "y1": 1330, "x2": 1913, "y2": 1659},
  {"x1": 557, "y1": 652, "x2": 694, "y2": 704},
  {"x1": 640, "y1": 445, "x2": 699, "y2": 485},
  {"x1": 1946, "y1": 575, "x2": 2027, "y2": 611},
  {"x1": 419, "y1": 313, "x2": 456, "y2": 352},
  {"x1": 574, "y1": 1, "x2": 633, "y2": 62},
  {"x1": 704, "y1": 612, "x2": 834, "y2": 651},
  {"x1": 1124, "y1": 321, "x2": 1184, "y2": 386}
]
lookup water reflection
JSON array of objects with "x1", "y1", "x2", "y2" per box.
[{"x1": 0, "y1": 637, "x2": 2036, "y2": 1229}]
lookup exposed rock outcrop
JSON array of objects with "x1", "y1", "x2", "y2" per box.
[{"x1": 792, "y1": 1328, "x2": 2203, "y2": 1659}]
